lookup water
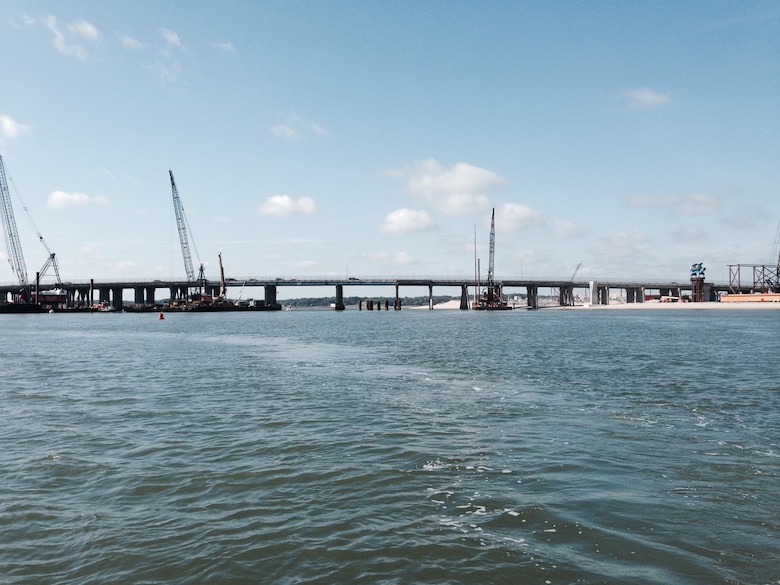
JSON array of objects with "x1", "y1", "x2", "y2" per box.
[{"x1": 1, "y1": 308, "x2": 778, "y2": 584}]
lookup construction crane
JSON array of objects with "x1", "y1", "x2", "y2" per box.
[
  {"x1": 0, "y1": 155, "x2": 31, "y2": 301},
  {"x1": 474, "y1": 208, "x2": 509, "y2": 310},
  {"x1": 217, "y1": 252, "x2": 226, "y2": 301},
  {"x1": 8, "y1": 175, "x2": 63, "y2": 289},
  {"x1": 169, "y1": 169, "x2": 205, "y2": 292},
  {"x1": 571, "y1": 261, "x2": 582, "y2": 281}
]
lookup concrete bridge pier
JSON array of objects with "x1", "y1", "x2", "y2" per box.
[
  {"x1": 264, "y1": 284, "x2": 281, "y2": 310},
  {"x1": 597, "y1": 285, "x2": 609, "y2": 305},
  {"x1": 394, "y1": 285, "x2": 401, "y2": 310},
  {"x1": 526, "y1": 286, "x2": 538, "y2": 309},
  {"x1": 78, "y1": 287, "x2": 91, "y2": 306},
  {"x1": 146, "y1": 287, "x2": 155, "y2": 305},
  {"x1": 169, "y1": 286, "x2": 188, "y2": 302},
  {"x1": 626, "y1": 287, "x2": 645, "y2": 303},
  {"x1": 334, "y1": 284, "x2": 345, "y2": 311},
  {"x1": 134, "y1": 287, "x2": 145, "y2": 305},
  {"x1": 460, "y1": 284, "x2": 470, "y2": 310},
  {"x1": 111, "y1": 287, "x2": 123, "y2": 310},
  {"x1": 99, "y1": 287, "x2": 110, "y2": 304},
  {"x1": 428, "y1": 285, "x2": 434, "y2": 310},
  {"x1": 559, "y1": 285, "x2": 574, "y2": 306}
]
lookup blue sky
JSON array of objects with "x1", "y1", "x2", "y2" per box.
[{"x1": 1, "y1": 1, "x2": 779, "y2": 296}]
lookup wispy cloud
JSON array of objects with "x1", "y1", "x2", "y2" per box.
[
  {"x1": 43, "y1": 15, "x2": 101, "y2": 61},
  {"x1": 270, "y1": 124, "x2": 302, "y2": 142},
  {"x1": 257, "y1": 194, "x2": 317, "y2": 216},
  {"x1": 119, "y1": 33, "x2": 145, "y2": 50},
  {"x1": 270, "y1": 112, "x2": 326, "y2": 142},
  {"x1": 550, "y1": 218, "x2": 588, "y2": 238},
  {"x1": 630, "y1": 194, "x2": 720, "y2": 216},
  {"x1": 154, "y1": 28, "x2": 186, "y2": 83},
  {"x1": 496, "y1": 202, "x2": 542, "y2": 231},
  {"x1": 393, "y1": 251, "x2": 413, "y2": 265},
  {"x1": 47, "y1": 190, "x2": 108, "y2": 210},
  {"x1": 393, "y1": 159, "x2": 502, "y2": 216},
  {"x1": 622, "y1": 87, "x2": 671, "y2": 109},
  {"x1": 161, "y1": 28, "x2": 183, "y2": 49},
  {"x1": 380, "y1": 208, "x2": 436, "y2": 234},
  {"x1": 0, "y1": 114, "x2": 30, "y2": 140},
  {"x1": 9, "y1": 14, "x2": 36, "y2": 28},
  {"x1": 214, "y1": 41, "x2": 236, "y2": 54}
]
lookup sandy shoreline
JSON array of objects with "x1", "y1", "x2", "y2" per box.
[{"x1": 415, "y1": 299, "x2": 780, "y2": 310}]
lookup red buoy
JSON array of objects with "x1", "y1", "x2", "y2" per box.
[{"x1": 159, "y1": 311, "x2": 165, "y2": 320}]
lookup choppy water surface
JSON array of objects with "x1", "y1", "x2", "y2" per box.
[{"x1": 1, "y1": 308, "x2": 778, "y2": 584}]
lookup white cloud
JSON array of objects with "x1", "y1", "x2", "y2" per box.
[
  {"x1": 47, "y1": 190, "x2": 108, "y2": 210},
  {"x1": 629, "y1": 194, "x2": 720, "y2": 216},
  {"x1": 393, "y1": 251, "x2": 413, "y2": 265},
  {"x1": 43, "y1": 15, "x2": 100, "y2": 61},
  {"x1": 10, "y1": 14, "x2": 37, "y2": 28},
  {"x1": 270, "y1": 112, "x2": 326, "y2": 142},
  {"x1": 622, "y1": 87, "x2": 671, "y2": 109},
  {"x1": 69, "y1": 19, "x2": 99, "y2": 41},
  {"x1": 551, "y1": 218, "x2": 588, "y2": 238},
  {"x1": 380, "y1": 208, "x2": 436, "y2": 233},
  {"x1": 678, "y1": 194, "x2": 720, "y2": 216},
  {"x1": 154, "y1": 28, "x2": 185, "y2": 82},
  {"x1": 120, "y1": 33, "x2": 144, "y2": 50},
  {"x1": 270, "y1": 124, "x2": 302, "y2": 142},
  {"x1": 496, "y1": 202, "x2": 542, "y2": 231},
  {"x1": 161, "y1": 28, "x2": 183, "y2": 49},
  {"x1": 0, "y1": 114, "x2": 30, "y2": 139},
  {"x1": 257, "y1": 194, "x2": 317, "y2": 216},
  {"x1": 398, "y1": 159, "x2": 501, "y2": 216},
  {"x1": 214, "y1": 41, "x2": 236, "y2": 54}
]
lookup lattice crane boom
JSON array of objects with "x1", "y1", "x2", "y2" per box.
[
  {"x1": 487, "y1": 207, "x2": 496, "y2": 284},
  {"x1": 169, "y1": 169, "x2": 196, "y2": 283},
  {"x1": 0, "y1": 155, "x2": 30, "y2": 293}
]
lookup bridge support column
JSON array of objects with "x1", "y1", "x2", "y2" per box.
[
  {"x1": 597, "y1": 285, "x2": 609, "y2": 305},
  {"x1": 74, "y1": 287, "x2": 89, "y2": 307},
  {"x1": 99, "y1": 287, "x2": 110, "y2": 304},
  {"x1": 428, "y1": 285, "x2": 434, "y2": 310},
  {"x1": 527, "y1": 286, "x2": 538, "y2": 309},
  {"x1": 146, "y1": 287, "x2": 156, "y2": 305},
  {"x1": 559, "y1": 285, "x2": 574, "y2": 306},
  {"x1": 264, "y1": 284, "x2": 281, "y2": 310},
  {"x1": 394, "y1": 285, "x2": 401, "y2": 310},
  {"x1": 626, "y1": 287, "x2": 645, "y2": 303},
  {"x1": 460, "y1": 284, "x2": 470, "y2": 310},
  {"x1": 334, "y1": 284, "x2": 345, "y2": 311},
  {"x1": 111, "y1": 287, "x2": 123, "y2": 310},
  {"x1": 134, "y1": 287, "x2": 145, "y2": 305}
]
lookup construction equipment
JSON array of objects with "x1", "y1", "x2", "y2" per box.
[
  {"x1": 169, "y1": 169, "x2": 205, "y2": 293},
  {"x1": 217, "y1": 252, "x2": 226, "y2": 301},
  {"x1": 474, "y1": 208, "x2": 509, "y2": 310},
  {"x1": 570, "y1": 262, "x2": 582, "y2": 282},
  {"x1": 0, "y1": 155, "x2": 31, "y2": 301},
  {"x1": 10, "y1": 176, "x2": 63, "y2": 289}
]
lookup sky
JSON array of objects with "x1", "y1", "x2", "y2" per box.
[{"x1": 1, "y1": 0, "x2": 779, "y2": 298}]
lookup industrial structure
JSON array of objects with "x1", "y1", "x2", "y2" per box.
[
  {"x1": 169, "y1": 169, "x2": 208, "y2": 297},
  {"x1": 2, "y1": 158, "x2": 778, "y2": 311},
  {"x1": 721, "y1": 222, "x2": 780, "y2": 302},
  {"x1": 473, "y1": 208, "x2": 510, "y2": 310},
  {"x1": 0, "y1": 155, "x2": 65, "y2": 311}
]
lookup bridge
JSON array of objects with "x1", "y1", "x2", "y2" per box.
[{"x1": 0, "y1": 275, "x2": 747, "y2": 311}]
